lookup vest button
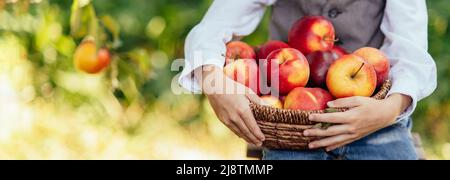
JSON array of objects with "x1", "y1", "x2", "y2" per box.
[{"x1": 328, "y1": 8, "x2": 342, "y2": 19}]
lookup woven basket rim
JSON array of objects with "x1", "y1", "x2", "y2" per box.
[{"x1": 251, "y1": 80, "x2": 392, "y2": 150}]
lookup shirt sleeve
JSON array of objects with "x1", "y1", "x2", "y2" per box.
[
  {"x1": 178, "y1": 0, "x2": 277, "y2": 93},
  {"x1": 380, "y1": 0, "x2": 437, "y2": 121}
]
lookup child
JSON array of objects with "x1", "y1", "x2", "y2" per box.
[{"x1": 179, "y1": 0, "x2": 436, "y2": 160}]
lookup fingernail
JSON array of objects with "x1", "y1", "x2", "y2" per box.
[
  {"x1": 309, "y1": 115, "x2": 314, "y2": 121},
  {"x1": 257, "y1": 142, "x2": 263, "y2": 147},
  {"x1": 327, "y1": 101, "x2": 334, "y2": 107},
  {"x1": 303, "y1": 131, "x2": 309, "y2": 136},
  {"x1": 309, "y1": 144, "x2": 315, "y2": 149}
]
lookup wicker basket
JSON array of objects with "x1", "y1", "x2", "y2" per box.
[{"x1": 250, "y1": 80, "x2": 392, "y2": 150}]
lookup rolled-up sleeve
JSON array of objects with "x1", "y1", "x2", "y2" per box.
[
  {"x1": 380, "y1": 0, "x2": 437, "y2": 121},
  {"x1": 179, "y1": 0, "x2": 277, "y2": 93}
]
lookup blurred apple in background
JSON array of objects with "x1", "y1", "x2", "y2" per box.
[
  {"x1": 74, "y1": 40, "x2": 111, "y2": 74},
  {"x1": 97, "y1": 48, "x2": 111, "y2": 70}
]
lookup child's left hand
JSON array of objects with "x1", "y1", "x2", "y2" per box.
[{"x1": 303, "y1": 94, "x2": 412, "y2": 152}]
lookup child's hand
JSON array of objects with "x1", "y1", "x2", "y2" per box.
[
  {"x1": 198, "y1": 66, "x2": 266, "y2": 146},
  {"x1": 303, "y1": 94, "x2": 412, "y2": 151}
]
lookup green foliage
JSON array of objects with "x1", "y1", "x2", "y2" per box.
[{"x1": 0, "y1": 0, "x2": 449, "y2": 159}]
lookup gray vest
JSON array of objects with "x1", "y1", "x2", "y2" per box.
[{"x1": 270, "y1": 0, "x2": 386, "y2": 52}]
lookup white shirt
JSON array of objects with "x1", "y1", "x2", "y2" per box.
[{"x1": 178, "y1": 0, "x2": 437, "y2": 121}]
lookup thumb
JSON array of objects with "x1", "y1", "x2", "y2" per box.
[{"x1": 328, "y1": 97, "x2": 364, "y2": 108}]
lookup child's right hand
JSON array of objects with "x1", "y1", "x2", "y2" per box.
[{"x1": 196, "y1": 65, "x2": 266, "y2": 146}]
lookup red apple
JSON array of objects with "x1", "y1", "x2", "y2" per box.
[
  {"x1": 261, "y1": 95, "x2": 283, "y2": 109},
  {"x1": 257, "y1": 40, "x2": 290, "y2": 60},
  {"x1": 225, "y1": 41, "x2": 256, "y2": 65},
  {"x1": 224, "y1": 59, "x2": 260, "y2": 95},
  {"x1": 288, "y1": 16, "x2": 336, "y2": 55},
  {"x1": 307, "y1": 46, "x2": 347, "y2": 88},
  {"x1": 264, "y1": 48, "x2": 310, "y2": 95},
  {"x1": 353, "y1": 47, "x2": 390, "y2": 87},
  {"x1": 284, "y1": 87, "x2": 335, "y2": 111},
  {"x1": 332, "y1": 46, "x2": 348, "y2": 57},
  {"x1": 326, "y1": 55, "x2": 377, "y2": 98}
]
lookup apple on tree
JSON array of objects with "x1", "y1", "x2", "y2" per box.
[{"x1": 74, "y1": 39, "x2": 111, "y2": 74}]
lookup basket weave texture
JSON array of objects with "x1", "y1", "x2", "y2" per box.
[{"x1": 250, "y1": 80, "x2": 392, "y2": 150}]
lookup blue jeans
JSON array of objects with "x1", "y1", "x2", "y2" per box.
[{"x1": 263, "y1": 118, "x2": 418, "y2": 160}]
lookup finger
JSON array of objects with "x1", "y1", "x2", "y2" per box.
[
  {"x1": 309, "y1": 134, "x2": 354, "y2": 149},
  {"x1": 327, "y1": 96, "x2": 366, "y2": 108},
  {"x1": 303, "y1": 125, "x2": 352, "y2": 137},
  {"x1": 231, "y1": 116, "x2": 262, "y2": 146},
  {"x1": 246, "y1": 93, "x2": 266, "y2": 105},
  {"x1": 239, "y1": 107, "x2": 265, "y2": 141},
  {"x1": 234, "y1": 120, "x2": 262, "y2": 146},
  {"x1": 309, "y1": 112, "x2": 352, "y2": 124},
  {"x1": 227, "y1": 122, "x2": 255, "y2": 146},
  {"x1": 226, "y1": 121, "x2": 243, "y2": 138}
]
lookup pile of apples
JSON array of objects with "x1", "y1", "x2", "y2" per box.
[{"x1": 224, "y1": 16, "x2": 390, "y2": 111}]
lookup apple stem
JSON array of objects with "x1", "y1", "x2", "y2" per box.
[
  {"x1": 324, "y1": 37, "x2": 339, "y2": 43},
  {"x1": 352, "y1": 62, "x2": 365, "y2": 78}
]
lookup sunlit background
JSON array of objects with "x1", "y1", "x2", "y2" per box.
[{"x1": 0, "y1": 0, "x2": 449, "y2": 160}]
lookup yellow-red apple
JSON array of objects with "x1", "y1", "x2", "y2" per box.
[
  {"x1": 224, "y1": 59, "x2": 260, "y2": 95},
  {"x1": 264, "y1": 48, "x2": 310, "y2": 95},
  {"x1": 225, "y1": 41, "x2": 256, "y2": 65},
  {"x1": 288, "y1": 16, "x2": 336, "y2": 55},
  {"x1": 326, "y1": 55, "x2": 377, "y2": 98},
  {"x1": 284, "y1": 87, "x2": 335, "y2": 111},
  {"x1": 261, "y1": 95, "x2": 283, "y2": 109},
  {"x1": 353, "y1": 47, "x2": 390, "y2": 87}
]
